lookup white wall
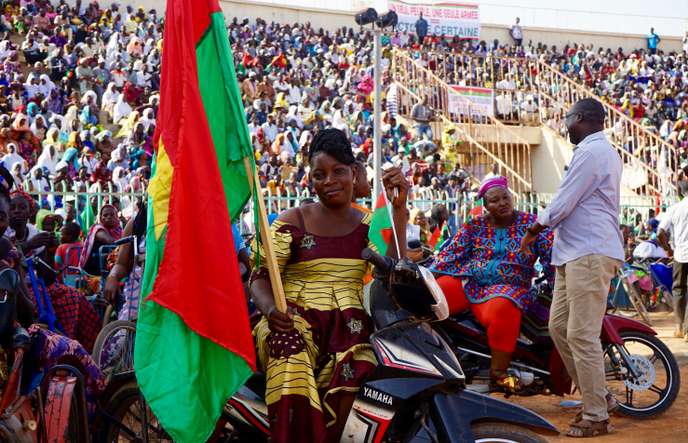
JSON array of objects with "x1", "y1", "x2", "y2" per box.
[
  {"x1": 106, "y1": 0, "x2": 685, "y2": 51},
  {"x1": 531, "y1": 127, "x2": 572, "y2": 194},
  {"x1": 228, "y1": 0, "x2": 688, "y2": 38}
]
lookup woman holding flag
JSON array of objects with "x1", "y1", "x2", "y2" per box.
[
  {"x1": 431, "y1": 176, "x2": 554, "y2": 392},
  {"x1": 251, "y1": 128, "x2": 409, "y2": 443}
]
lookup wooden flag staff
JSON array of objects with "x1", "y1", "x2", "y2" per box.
[{"x1": 243, "y1": 157, "x2": 288, "y2": 313}]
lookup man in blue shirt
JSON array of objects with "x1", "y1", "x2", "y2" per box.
[
  {"x1": 647, "y1": 28, "x2": 661, "y2": 55},
  {"x1": 415, "y1": 13, "x2": 428, "y2": 45},
  {"x1": 521, "y1": 98, "x2": 623, "y2": 438}
]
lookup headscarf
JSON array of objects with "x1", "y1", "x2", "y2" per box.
[
  {"x1": 111, "y1": 166, "x2": 127, "y2": 192},
  {"x1": 140, "y1": 106, "x2": 154, "y2": 127},
  {"x1": 43, "y1": 127, "x2": 60, "y2": 148},
  {"x1": 80, "y1": 90, "x2": 97, "y2": 106},
  {"x1": 39, "y1": 74, "x2": 55, "y2": 97},
  {"x1": 30, "y1": 114, "x2": 47, "y2": 138},
  {"x1": 36, "y1": 144, "x2": 57, "y2": 175},
  {"x1": 78, "y1": 204, "x2": 123, "y2": 269},
  {"x1": 113, "y1": 94, "x2": 132, "y2": 124},
  {"x1": 62, "y1": 105, "x2": 79, "y2": 132},
  {"x1": 79, "y1": 105, "x2": 97, "y2": 126},
  {"x1": 477, "y1": 175, "x2": 509, "y2": 199},
  {"x1": 9, "y1": 163, "x2": 23, "y2": 189},
  {"x1": 2, "y1": 143, "x2": 25, "y2": 173},
  {"x1": 11, "y1": 113, "x2": 29, "y2": 131},
  {"x1": 61, "y1": 147, "x2": 79, "y2": 174},
  {"x1": 102, "y1": 82, "x2": 119, "y2": 108},
  {"x1": 36, "y1": 209, "x2": 54, "y2": 232}
]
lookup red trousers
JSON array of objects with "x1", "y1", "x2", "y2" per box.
[{"x1": 437, "y1": 275, "x2": 521, "y2": 353}]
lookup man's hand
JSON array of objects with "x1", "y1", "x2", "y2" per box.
[
  {"x1": 519, "y1": 230, "x2": 537, "y2": 254},
  {"x1": 520, "y1": 223, "x2": 545, "y2": 255}
]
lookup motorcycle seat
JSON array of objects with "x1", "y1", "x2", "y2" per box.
[{"x1": 448, "y1": 310, "x2": 551, "y2": 345}]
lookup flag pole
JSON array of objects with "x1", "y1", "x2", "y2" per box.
[{"x1": 243, "y1": 157, "x2": 288, "y2": 313}]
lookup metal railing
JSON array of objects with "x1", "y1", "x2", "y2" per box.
[
  {"x1": 403, "y1": 49, "x2": 677, "y2": 198},
  {"x1": 391, "y1": 49, "x2": 534, "y2": 196},
  {"x1": 22, "y1": 183, "x2": 145, "y2": 218},
  {"x1": 20, "y1": 186, "x2": 659, "y2": 240}
]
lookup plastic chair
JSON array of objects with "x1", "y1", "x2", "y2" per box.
[{"x1": 61, "y1": 245, "x2": 84, "y2": 289}]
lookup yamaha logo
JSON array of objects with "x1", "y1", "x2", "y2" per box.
[{"x1": 362, "y1": 387, "x2": 394, "y2": 406}]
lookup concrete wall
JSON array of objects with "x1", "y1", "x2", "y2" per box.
[
  {"x1": 531, "y1": 126, "x2": 572, "y2": 194},
  {"x1": 110, "y1": 0, "x2": 684, "y2": 52},
  {"x1": 215, "y1": 0, "x2": 684, "y2": 52}
]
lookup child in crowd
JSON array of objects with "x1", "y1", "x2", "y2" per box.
[{"x1": 54, "y1": 222, "x2": 82, "y2": 283}]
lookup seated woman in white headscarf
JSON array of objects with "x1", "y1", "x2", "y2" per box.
[
  {"x1": 10, "y1": 162, "x2": 24, "y2": 189},
  {"x1": 27, "y1": 165, "x2": 50, "y2": 195},
  {"x1": 30, "y1": 114, "x2": 47, "y2": 139},
  {"x1": 2, "y1": 143, "x2": 26, "y2": 173},
  {"x1": 39, "y1": 74, "x2": 56, "y2": 98},
  {"x1": 112, "y1": 94, "x2": 132, "y2": 125},
  {"x1": 139, "y1": 108, "x2": 155, "y2": 132},
  {"x1": 36, "y1": 144, "x2": 58, "y2": 176},
  {"x1": 61, "y1": 105, "x2": 79, "y2": 134},
  {"x1": 101, "y1": 82, "x2": 119, "y2": 120}
]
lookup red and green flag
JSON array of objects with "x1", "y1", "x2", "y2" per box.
[
  {"x1": 428, "y1": 226, "x2": 441, "y2": 249},
  {"x1": 369, "y1": 192, "x2": 393, "y2": 255},
  {"x1": 134, "y1": 1, "x2": 256, "y2": 442},
  {"x1": 469, "y1": 198, "x2": 484, "y2": 217}
]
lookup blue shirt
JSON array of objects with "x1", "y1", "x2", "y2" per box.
[
  {"x1": 231, "y1": 223, "x2": 245, "y2": 253},
  {"x1": 537, "y1": 131, "x2": 624, "y2": 266},
  {"x1": 647, "y1": 33, "x2": 660, "y2": 49}
]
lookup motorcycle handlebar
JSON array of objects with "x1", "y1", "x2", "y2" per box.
[
  {"x1": 362, "y1": 248, "x2": 393, "y2": 274},
  {"x1": 114, "y1": 235, "x2": 136, "y2": 246}
]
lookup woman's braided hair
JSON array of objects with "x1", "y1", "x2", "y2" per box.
[{"x1": 308, "y1": 128, "x2": 355, "y2": 166}]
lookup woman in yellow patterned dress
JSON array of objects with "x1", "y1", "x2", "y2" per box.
[{"x1": 251, "y1": 128, "x2": 409, "y2": 443}]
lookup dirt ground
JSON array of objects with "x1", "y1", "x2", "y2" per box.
[{"x1": 507, "y1": 312, "x2": 688, "y2": 442}]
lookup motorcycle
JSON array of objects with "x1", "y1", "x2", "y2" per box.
[
  {"x1": 223, "y1": 249, "x2": 559, "y2": 442},
  {"x1": 438, "y1": 276, "x2": 681, "y2": 418}
]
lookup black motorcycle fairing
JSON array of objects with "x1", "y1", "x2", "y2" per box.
[
  {"x1": 371, "y1": 320, "x2": 465, "y2": 383},
  {"x1": 430, "y1": 389, "x2": 559, "y2": 442},
  {"x1": 363, "y1": 377, "x2": 444, "y2": 405}
]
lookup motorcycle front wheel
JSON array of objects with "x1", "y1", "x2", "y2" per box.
[
  {"x1": 605, "y1": 331, "x2": 680, "y2": 418},
  {"x1": 471, "y1": 422, "x2": 548, "y2": 443}
]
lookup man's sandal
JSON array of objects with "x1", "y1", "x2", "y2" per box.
[
  {"x1": 569, "y1": 393, "x2": 619, "y2": 425},
  {"x1": 567, "y1": 418, "x2": 613, "y2": 438}
]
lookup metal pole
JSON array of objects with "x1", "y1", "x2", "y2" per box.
[{"x1": 373, "y1": 27, "x2": 382, "y2": 200}]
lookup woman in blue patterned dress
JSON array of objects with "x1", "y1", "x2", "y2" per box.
[{"x1": 432, "y1": 176, "x2": 554, "y2": 390}]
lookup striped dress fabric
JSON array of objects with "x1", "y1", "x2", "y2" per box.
[{"x1": 253, "y1": 213, "x2": 378, "y2": 443}]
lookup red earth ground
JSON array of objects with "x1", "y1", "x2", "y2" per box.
[{"x1": 507, "y1": 312, "x2": 688, "y2": 442}]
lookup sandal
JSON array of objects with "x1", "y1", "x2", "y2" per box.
[
  {"x1": 569, "y1": 393, "x2": 618, "y2": 425},
  {"x1": 567, "y1": 417, "x2": 613, "y2": 438}
]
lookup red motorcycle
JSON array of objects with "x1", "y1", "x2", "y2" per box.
[{"x1": 438, "y1": 277, "x2": 680, "y2": 418}]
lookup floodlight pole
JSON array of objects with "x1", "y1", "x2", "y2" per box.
[{"x1": 373, "y1": 27, "x2": 382, "y2": 200}]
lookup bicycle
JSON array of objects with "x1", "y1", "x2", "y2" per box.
[{"x1": 91, "y1": 236, "x2": 140, "y2": 380}]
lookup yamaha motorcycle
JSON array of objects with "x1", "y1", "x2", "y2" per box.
[
  {"x1": 224, "y1": 250, "x2": 559, "y2": 442},
  {"x1": 438, "y1": 277, "x2": 680, "y2": 418}
]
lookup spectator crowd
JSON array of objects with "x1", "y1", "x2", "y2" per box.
[{"x1": 0, "y1": 0, "x2": 678, "y2": 250}]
